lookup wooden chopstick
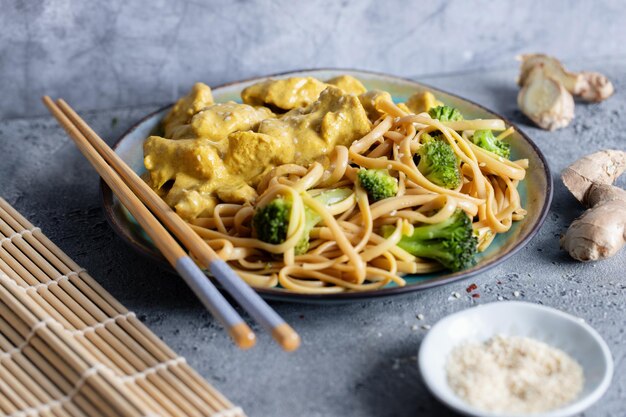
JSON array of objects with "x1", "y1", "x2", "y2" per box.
[
  {"x1": 56, "y1": 98, "x2": 300, "y2": 352},
  {"x1": 42, "y1": 97, "x2": 256, "y2": 350},
  {"x1": 49, "y1": 98, "x2": 300, "y2": 352}
]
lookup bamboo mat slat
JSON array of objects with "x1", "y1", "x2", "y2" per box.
[{"x1": 0, "y1": 198, "x2": 246, "y2": 417}]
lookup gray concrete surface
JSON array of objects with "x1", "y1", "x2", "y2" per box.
[
  {"x1": 3, "y1": 0, "x2": 626, "y2": 119},
  {"x1": 1, "y1": 59, "x2": 625, "y2": 416}
]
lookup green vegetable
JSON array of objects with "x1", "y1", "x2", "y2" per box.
[
  {"x1": 253, "y1": 188, "x2": 352, "y2": 254},
  {"x1": 357, "y1": 169, "x2": 399, "y2": 202},
  {"x1": 381, "y1": 209, "x2": 478, "y2": 271},
  {"x1": 294, "y1": 188, "x2": 352, "y2": 254},
  {"x1": 428, "y1": 105, "x2": 463, "y2": 122},
  {"x1": 416, "y1": 135, "x2": 461, "y2": 189},
  {"x1": 252, "y1": 198, "x2": 291, "y2": 244},
  {"x1": 471, "y1": 130, "x2": 511, "y2": 159}
]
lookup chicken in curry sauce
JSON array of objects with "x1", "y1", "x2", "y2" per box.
[{"x1": 143, "y1": 75, "x2": 438, "y2": 219}]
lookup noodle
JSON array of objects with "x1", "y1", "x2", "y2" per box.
[{"x1": 163, "y1": 89, "x2": 527, "y2": 293}]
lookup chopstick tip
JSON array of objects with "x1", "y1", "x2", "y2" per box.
[
  {"x1": 273, "y1": 323, "x2": 301, "y2": 352},
  {"x1": 229, "y1": 322, "x2": 256, "y2": 350}
]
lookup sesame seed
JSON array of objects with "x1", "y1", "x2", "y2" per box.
[
  {"x1": 421, "y1": 324, "x2": 431, "y2": 330},
  {"x1": 513, "y1": 291, "x2": 521, "y2": 297},
  {"x1": 416, "y1": 313, "x2": 424, "y2": 320}
]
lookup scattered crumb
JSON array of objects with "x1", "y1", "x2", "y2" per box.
[
  {"x1": 513, "y1": 291, "x2": 521, "y2": 297},
  {"x1": 497, "y1": 296, "x2": 504, "y2": 301},
  {"x1": 411, "y1": 324, "x2": 419, "y2": 331}
]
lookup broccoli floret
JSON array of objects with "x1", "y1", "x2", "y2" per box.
[
  {"x1": 381, "y1": 210, "x2": 477, "y2": 271},
  {"x1": 357, "y1": 169, "x2": 398, "y2": 202},
  {"x1": 294, "y1": 207, "x2": 320, "y2": 255},
  {"x1": 252, "y1": 198, "x2": 291, "y2": 244},
  {"x1": 294, "y1": 188, "x2": 353, "y2": 254},
  {"x1": 472, "y1": 130, "x2": 511, "y2": 159},
  {"x1": 253, "y1": 188, "x2": 352, "y2": 253},
  {"x1": 416, "y1": 137, "x2": 461, "y2": 189},
  {"x1": 428, "y1": 105, "x2": 463, "y2": 122}
]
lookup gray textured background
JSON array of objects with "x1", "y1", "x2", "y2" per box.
[
  {"x1": 2, "y1": 1, "x2": 626, "y2": 416},
  {"x1": 2, "y1": 0, "x2": 626, "y2": 119},
  {"x1": 2, "y1": 63, "x2": 625, "y2": 416}
]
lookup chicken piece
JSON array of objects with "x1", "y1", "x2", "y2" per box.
[
  {"x1": 405, "y1": 91, "x2": 443, "y2": 114},
  {"x1": 164, "y1": 173, "x2": 219, "y2": 219},
  {"x1": 358, "y1": 90, "x2": 394, "y2": 121},
  {"x1": 397, "y1": 103, "x2": 411, "y2": 113},
  {"x1": 326, "y1": 75, "x2": 367, "y2": 95},
  {"x1": 162, "y1": 83, "x2": 214, "y2": 137},
  {"x1": 224, "y1": 131, "x2": 295, "y2": 185},
  {"x1": 259, "y1": 86, "x2": 371, "y2": 164},
  {"x1": 241, "y1": 77, "x2": 328, "y2": 111},
  {"x1": 215, "y1": 181, "x2": 258, "y2": 204},
  {"x1": 143, "y1": 136, "x2": 228, "y2": 188},
  {"x1": 170, "y1": 102, "x2": 274, "y2": 148}
]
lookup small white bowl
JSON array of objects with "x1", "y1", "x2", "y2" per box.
[{"x1": 418, "y1": 301, "x2": 613, "y2": 417}]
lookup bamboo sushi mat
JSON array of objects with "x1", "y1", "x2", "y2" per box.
[{"x1": 0, "y1": 198, "x2": 246, "y2": 417}]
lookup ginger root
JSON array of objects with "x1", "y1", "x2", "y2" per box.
[
  {"x1": 560, "y1": 150, "x2": 626, "y2": 261},
  {"x1": 577, "y1": 71, "x2": 615, "y2": 103},
  {"x1": 517, "y1": 66, "x2": 574, "y2": 131},
  {"x1": 516, "y1": 54, "x2": 614, "y2": 130}
]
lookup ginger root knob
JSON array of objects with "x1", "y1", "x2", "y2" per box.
[
  {"x1": 560, "y1": 150, "x2": 626, "y2": 261},
  {"x1": 516, "y1": 54, "x2": 613, "y2": 131},
  {"x1": 517, "y1": 65, "x2": 574, "y2": 131}
]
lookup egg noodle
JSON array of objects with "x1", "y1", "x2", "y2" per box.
[{"x1": 178, "y1": 99, "x2": 528, "y2": 294}]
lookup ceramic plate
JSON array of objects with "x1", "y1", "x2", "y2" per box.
[{"x1": 100, "y1": 69, "x2": 552, "y2": 302}]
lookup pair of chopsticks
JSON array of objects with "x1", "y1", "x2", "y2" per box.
[{"x1": 43, "y1": 97, "x2": 300, "y2": 352}]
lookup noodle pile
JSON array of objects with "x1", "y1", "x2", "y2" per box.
[{"x1": 184, "y1": 98, "x2": 528, "y2": 294}]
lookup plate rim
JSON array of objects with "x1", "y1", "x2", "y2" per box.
[{"x1": 100, "y1": 68, "x2": 553, "y2": 302}]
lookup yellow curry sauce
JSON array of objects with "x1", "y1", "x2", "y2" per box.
[{"x1": 143, "y1": 75, "x2": 439, "y2": 219}]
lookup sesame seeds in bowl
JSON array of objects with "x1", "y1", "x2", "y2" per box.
[{"x1": 418, "y1": 301, "x2": 613, "y2": 417}]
